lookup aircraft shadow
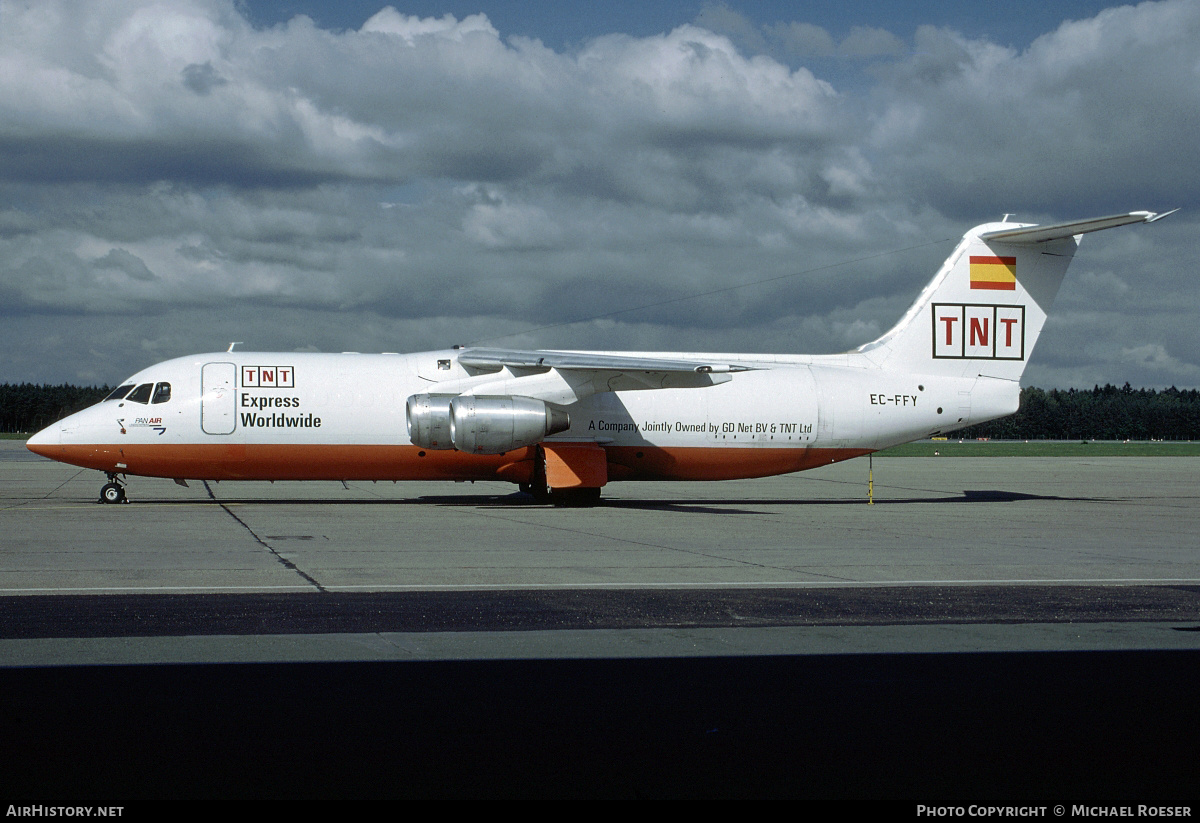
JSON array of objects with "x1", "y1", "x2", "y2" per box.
[
  {"x1": 601, "y1": 489, "x2": 1113, "y2": 512},
  {"x1": 110, "y1": 488, "x2": 1116, "y2": 511}
]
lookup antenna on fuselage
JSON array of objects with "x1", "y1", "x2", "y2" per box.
[{"x1": 227, "y1": 342, "x2": 243, "y2": 352}]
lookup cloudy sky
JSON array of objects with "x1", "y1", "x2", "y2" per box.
[{"x1": 1, "y1": 0, "x2": 1196, "y2": 387}]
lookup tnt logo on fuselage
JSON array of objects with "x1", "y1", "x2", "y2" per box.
[
  {"x1": 241, "y1": 366, "x2": 294, "y2": 388},
  {"x1": 932, "y1": 304, "x2": 1025, "y2": 360}
]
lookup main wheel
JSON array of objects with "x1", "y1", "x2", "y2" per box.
[
  {"x1": 520, "y1": 481, "x2": 551, "y2": 502},
  {"x1": 99, "y1": 482, "x2": 125, "y2": 504},
  {"x1": 550, "y1": 487, "x2": 601, "y2": 507}
]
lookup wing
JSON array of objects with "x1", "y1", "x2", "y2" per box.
[
  {"x1": 457, "y1": 347, "x2": 753, "y2": 374},
  {"x1": 447, "y1": 347, "x2": 757, "y2": 406}
]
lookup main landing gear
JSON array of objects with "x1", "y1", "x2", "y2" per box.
[
  {"x1": 519, "y1": 480, "x2": 551, "y2": 503},
  {"x1": 519, "y1": 445, "x2": 603, "y2": 507},
  {"x1": 550, "y1": 487, "x2": 602, "y2": 507},
  {"x1": 520, "y1": 482, "x2": 601, "y2": 506},
  {"x1": 99, "y1": 473, "x2": 128, "y2": 504},
  {"x1": 518, "y1": 483, "x2": 602, "y2": 508}
]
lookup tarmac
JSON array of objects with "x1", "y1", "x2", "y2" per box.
[
  {"x1": 3, "y1": 441, "x2": 1200, "y2": 658},
  {"x1": 3, "y1": 441, "x2": 1199, "y2": 798}
]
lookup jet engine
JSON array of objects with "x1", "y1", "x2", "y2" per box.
[
  {"x1": 406, "y1": 393, "x2": 456, "y2": 449},
  {"x1": 407, "y1": 394, "x2": 570, "y2": 454},
  {"x1": 451, "y1": 395, "x2": 570, "y2": 454}
]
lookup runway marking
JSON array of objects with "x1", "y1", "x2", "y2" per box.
[
  {"x1": 314, "y1": 577, "x2": 1200, "y2": 590},
  {"x1": 4, "y1": 577, "x2": 1200, "y2": 594},
  {"x1": 0, "y1": 585, "x2": 319, "y2": 593}
]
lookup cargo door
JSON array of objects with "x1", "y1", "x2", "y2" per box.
[{"x1": 201, "y1": 362, "x2": 237, "y2": 435}]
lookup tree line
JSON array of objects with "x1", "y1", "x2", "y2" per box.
[
  {"x1": 957, "y1": 384, "x2": 1200, "y2": 441},
  {"x1": 3, "y1": 381, "x2": 1199, "y2": 440},
  {"x1": 1, "y1": 383, "x2": 111, "y2": 434}
]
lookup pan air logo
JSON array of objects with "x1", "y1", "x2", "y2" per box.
[
  {"x1": 241, "y1": 366, "x2": 294, "y2": 388},
  {"x1": 970, "y1": 255, "x2": 1016, "y2": 290},
  {"x1": 932, "y1": 304, "x2": 1025, "y2": 360}
]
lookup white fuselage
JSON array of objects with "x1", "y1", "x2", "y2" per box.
[{"x1": 26, "y1": 349, "x2": 1010, "y2": 485}]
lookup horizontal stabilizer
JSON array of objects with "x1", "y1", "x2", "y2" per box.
[{"x1": 980, "y1": 209, "x2": 1176, "y2": 245}]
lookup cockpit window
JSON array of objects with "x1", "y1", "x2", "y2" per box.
[
  {"x1": 105, "y1": 384, "x2": 136, "y2": 401},
  {"x1": 125, "y1": 383, "x2": 153, "y2": 404},
  {"x1": 151, "y1": 382, "x2": 172, "y2": 404}
]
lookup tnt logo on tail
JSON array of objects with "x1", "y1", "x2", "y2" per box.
[{"x1": 933, "y1": 304, "x2": 1025, "y2": 360}]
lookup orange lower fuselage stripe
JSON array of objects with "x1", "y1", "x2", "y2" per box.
[{"x1": 29, "y1": 442, "x2": 873, "y2": 483}]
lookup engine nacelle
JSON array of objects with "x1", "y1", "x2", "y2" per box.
[
  {"x1": 449, "y1": 395, "x2": 570, "y2": 454},
  {"x1": 406, "y1": 393, "x2": 456, "y2": 450}
]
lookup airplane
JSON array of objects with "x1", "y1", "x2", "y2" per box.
[{"x1": 26, "y1": 209, "x2": 1175, "y2": 506}]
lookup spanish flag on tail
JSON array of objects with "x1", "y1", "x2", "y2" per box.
[{"x1": 969, "y1": 255, "x2": 1016, "y2": 290}]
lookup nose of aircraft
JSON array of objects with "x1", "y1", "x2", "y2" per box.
[{"x1": 25, "y1": 422, "x2": 61, "y2": 458}]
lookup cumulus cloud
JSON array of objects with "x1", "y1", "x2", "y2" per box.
[
  {"x1": 869, "y1": 4, "x2": 1200, "y2": 216},
  {"x1": 766, "y1": 21, "x2": 836, "y2": 59},
  {"x1": 0, "y1": 0, "x2": 1195, "y2": 388},
  {"x1": 94, "y1": 248, "x2": 157, "y2": 281},
  {"x1": 1120, "y1": 343, "x2": 1193, "y2": 372},
  {"x1": 700, "y1": 4, "x2": 905, "y2": 62},
  {"x1": 839, "y1": 26, "x2": 907, "y2": 58}
]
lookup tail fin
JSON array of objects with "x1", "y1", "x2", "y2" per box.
[{"x1": 861, "y1": 211, "x2": 1174, "y2": 381}]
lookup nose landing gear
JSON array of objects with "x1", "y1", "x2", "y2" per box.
[{"x1": 99, "y1": 473, "x2": 127, "y2": 504}]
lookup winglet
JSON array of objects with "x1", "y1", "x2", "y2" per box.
[{"x1": 980, "y1": 209, "x2": 1177, "y2": 245}]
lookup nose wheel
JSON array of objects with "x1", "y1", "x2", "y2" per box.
[{"x1": 99, "y1": 475, "x2": 127, "y2": 504}]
